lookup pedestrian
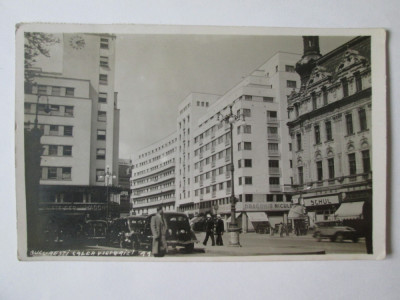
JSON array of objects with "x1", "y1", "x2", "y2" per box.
[
  {"x1": 203, "y1": 214, "x2": 215, "y2": 246},
  {"x1": 150, "y1": 206, "x2": 167, "y2": 257},
  {"x1": 279, "y1": 222, "x2": 283, "y2": 237},
  {"x1": 215, "y1": 215, "x2": 224, "y2": 246}
]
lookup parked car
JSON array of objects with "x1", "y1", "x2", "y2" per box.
[
  {"x1": 313, "y1": 220, "x2": 358, "y2": 243},
  {"x1": 118, "y1": 212, "x2": 198, "y2": 253},
  {"x1": 84, "y1": 220, "x2": 108, "y2": 244},
  {"x1": 190, "y1": 215, "x2": 207, "y2": 232},
  {"x1": 107, "y1": 216, "x2": 147, "y2": 248}
]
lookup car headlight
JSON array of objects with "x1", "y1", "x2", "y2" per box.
[{"x1": 179, "y1": 229, "x2": 186, "y2": 234}]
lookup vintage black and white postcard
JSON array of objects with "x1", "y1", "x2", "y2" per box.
[{"x1": 15, "y1": 24, "x2": 387, "y2": 261}]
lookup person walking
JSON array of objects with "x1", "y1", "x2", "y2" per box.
[
  {"x1": 151, "y1": 206, "x2": 167, "y2": 257},
  {"x1": 215, "y1": 215, "x2": 224, "y2": 246},
  {"x1": 279, "y1": 222, "x2": 284, "y2": 237},
  {"x1": 203, "y1": 214, "x2": 215, "y2": 246}
]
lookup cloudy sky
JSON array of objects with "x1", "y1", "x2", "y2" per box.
[{"x1": 34, "y1": 34, "x2": 354, "y2": 159}]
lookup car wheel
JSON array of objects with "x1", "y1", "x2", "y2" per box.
[
  {"x1": 185, "y1": 243, "x2": 194, "y2": 253},
  {"x1": 315, "y1": 232, "x2": 322, "y2": 242},
  {"x1": 335, "y1": 233, "x2": 344, "y2": 243}
]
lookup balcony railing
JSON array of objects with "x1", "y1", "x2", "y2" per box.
[
  {"x1": 268, "y1": 167, "x2": 281, "y2": 175},
  {"x1": 226, "y1": 187, "x2": 232, "y2": 195},
  {"x1": 269, "y1": 184, "x2": 281, "y2": 192},
  {"x1": 211, "y1": 161, "x2": 216, "y2": 168},
  {"x1": 225, "y1": 172, "x2": 231, "y2": 179},
  {"x1": 211, "y1": 147, "x2": 216, "y2": 153},
  {"x1": 225, "y1": 155, "x2": 231, "y2": 162},
  {"x1": 267, "y1": 117, "x2": 278, "y2": 123},
  {"x1": 225, "y1": 139, "x2": 231, "y2": 146},
  {"x1": 199, "y1": 152, "x2": 203, "y2": 159},
  {"x1": 212, "y1": 191, "x2": 216, "y2": 198},
  {"x1": 268, "y1": 150, "x2": 280, "y2": 157},
  {"x1": 267, "y1": 134, "x2": 280, "y2": 140},
  {"x1": 211, "y1": 176, "x2": 216, "y2": 183}
]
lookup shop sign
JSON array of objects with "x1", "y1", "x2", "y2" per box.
[
  {"x1": 243, "y1": 202, "x2": 291, "y2": 211},
  {"x1": 303, "y1": 195, "x2": 339, "y2": 207}
]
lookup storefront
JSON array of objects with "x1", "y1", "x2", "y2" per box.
[{"x1": 302, "y1": 194, "x2": 341, "y2": 227}]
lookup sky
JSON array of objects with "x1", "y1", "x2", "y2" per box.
[{"x1": 34, "y1": 34, "x2": 354, "y2": 159}]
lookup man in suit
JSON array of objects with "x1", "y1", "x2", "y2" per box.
[
  {"x1": 203, "y1": 214, "x2": 215, "y2": 246},
  {"x1": 215, "y1": 215, "x2": 224, "y2": 246},
  {"x1": 151, "y1": 206, "x2": 167, "y2": 257}
]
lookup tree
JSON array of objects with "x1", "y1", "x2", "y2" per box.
[{"x1": 24, "y1": 32, "x2": 59, "y2": 90}]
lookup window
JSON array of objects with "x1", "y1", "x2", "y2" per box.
[
  {"x1": 99, "y1": 92, "x2": 107, "y2": 103},
  {"x1": 269, "y1": 177, "x2": 280, "y2": 185},
  {"x1": 268, "y1": 127, "x2": 278, "y2": 134},
  {"x1": 359, "y1": 108, "x2": 368, "y2": 131},
  {"x1": 312, "y1": 93, "x2": 317, "y2": 110},
  {"x1": 268, "y1": 143, "x2": 279, "y2": 152},
  {"x1": 289, "y1": 143, "x2": 292, "y2": 151},
  {"x1": 238, "y1": 160, "x2": 242, "y2": 168},
  {"x1": 48, "y1": 167, "x2": 57, "y2": 179},
  {"x1": 243, "y1": 125, "x2": 251, "y2": 134},
  {"x1": 63, "y1": 146, "x2": 72, "y2": 156},
  {"x1": 51, "y1": 86, "x2": 61, "y2": 96},
  {"x1": 314, "y1": 125, "x2": 321, "y2": 144},
  {"x1": 348, "y1": 153, "x2": 357, "y2": 175},
  {"x1": 49, "y1": 125, "x2": 59, "y2": 136},
  {"x1": 218, "y1": 166, "x2": 224, "y2": 175},
  {"x1": 269, "y1": 160, "x2": 279, "y2": 168},
  {"x1": 98, "y1": 111, "x2": 107, "y2": 122},
  {"x1": 238, "y1": 177, "x2": 242, "y2": 185},
  {"x1": 267, "y1": 194, "x2": 274, "y2": 202},
  {"x1": 64, "y1": 106, "x2": 74, "y2": 117},
  {"x1": 322, "y1": 87, "x2": 328, "y2": 105},
  {"x1": 238, "y1": 143, "x2": 241, "y2": 151},
  {"x1": 245, "y1": 177, "x2": 253, "y2": 185},
  {"x1": 285, "y1": 65, "x2": 295, "y2": 72},
  {"x1": 49, "y1": 145, "x2": 58, "y2": 155},
  {"x1": 276, "y1": 195, "x2": 283, "y2": 202},
  {"x1": 341, "y1": 78, "x2": 349, "y2": 97},
  {"x1": 263, "y1": 97, "x2": 274, "y2": 102},
  {"x1": 24, "y1": 103, "x2": 31, "y2": 114},
  {"x1": 38, "y1": 85, "x2": 47, "y2": 94},
  {"x1": 96, "y1": 148, "x2": 106, "y2": 160},
  {"x1": 97, "y1": 130, "x2": 106, "y2": 140},
  {"x1": 296, "y1": 133, "x2": 302, "y2": 151},
  {"x1": 244, "y1": 142, "x2": 252, "y2": 150},
  {"x1": 346, "y1": 114, "x2": 354, "y2": 135},
  {"x1": 100, "y1": 56, "x2": 109, "y2": 67},
  {"x1": 355, "y1": 72, "x2": 362, "y2": 92},
  {"x1": 275, "y1": 65, "x2": 279, "y2": 72},
  {"x1": 287, "y1": 80, "x2": 297, "y2": 88},
  {"x1": 295, "y1": 104, "x2": 299, "y2": 117},
  {"x1": 328, "y1": 158, "x2": 335, "y2": 179},
  {"x1": 244, "y1": 95, "x2": 252, "y2": 101},
  {"x1": 64, "y1": 126, "x2": 73, "y2": 136},
  {"x1": 316, "y1": 161, "x2": 323, "y2": 181},
  {"x1": 237, "y1": 126, "x2": 241, "y2": 135},
  {"x1": 267, "y1": 110, "x2": 277, "y2": 121},
  {"x1": 62, "y1": 167, "x2": 71, "y2": 180},
  {"x1": 290, "y1": 160, "x2": 293, "y2": 168},
  {"x1": 362, "y1": 150, "x2": 370, "y2": 173},
  {"x1": 99, "y1": 74, "x2": 108, "y2": 85},
  {"x1": 100, "y1": 38, "x2": 109, "y2": 49},
  {"x1": 96, "y1": 169, "x2": 105, "y2": 182},
  {"x1": 65, "y1": 88, "x2": 75, "y2": 96},
  {"x1": 298, "y1": 167, "x2": 304, "y2": 185},
  {"x1": 325, "y1": 121, "x2": 333, "y2": 141},
  {"x1": 206, "y1": 102, "x2": 209, "y2": 107},
  {"x1": 245, "y1": 194, "x2": 253, "y2": 202},
  {"x1": 243, "y1": 108, "x2": 251, "y2": 117},
  {"x1": 244, "y1": 159, "x2": 252, "y2": 167}
]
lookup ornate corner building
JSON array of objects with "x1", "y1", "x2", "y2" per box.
[{"x1": 287, "y1": 36, "x2": 372, "y2": 226}]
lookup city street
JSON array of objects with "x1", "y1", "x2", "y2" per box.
[{"x1": 31, "y1": 231, "x2": 367, "y2": 257}]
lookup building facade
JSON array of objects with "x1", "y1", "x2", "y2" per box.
[
  {"x1": 24, "y1": 33, "x2": 120, "y2": 221},
  {"x1": 287, "y1": 36, "x2": 372, "y2": 227},
  {"x1": 130, "y1": 133, "x2": 177, "y2": 215},
  {"x1": 186, "y1": 52, "x2": 301, "y2": 231},
  {"x1": 118, "y1": 158, "x2": 132, "y2": 216}
]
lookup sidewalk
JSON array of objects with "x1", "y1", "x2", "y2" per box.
[{"x1": 194, "y1": 232, "x2": 326, "y2": 256}]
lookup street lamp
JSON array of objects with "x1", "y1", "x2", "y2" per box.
[
  {"x1": 217, "y1": 104, "x2": 245, "y2": 247},
  {"x1": 100, "y1": 165, "x2": 116, "y2": 220}
]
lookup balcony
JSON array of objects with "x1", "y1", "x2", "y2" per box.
[
  {"x1": 225, "y1": 155, "x2": 231, "y2": 162},
  {"x1": 200, "y1": 194, "x2": 204, "y2": 200},
  {"x1": 225, "y1": 139, "x2": 231, "y2": 147},
  {"x1": 268, "y1": 167, "x2": 281, "y2": 175},
  {"x1": 268, "y1": 151, "x2": 280, "y2": 157},
  {"x1": 199, "y1": 152, "x2": 203, "y2": 159},
  {"x1": 267, "y1": 117, "x2": 278, "y2": 124},
  {"x1": 211, "y1": 176, "x2": 216, "y2": 183},
  {"x1": 200, "y1": 180, "x2": 204, "y2": 187},
  {"x1": 211, "y1": 147, "x2": 216, "y2": 153},
  {"x1": 267, "y1": 134, "x2": 280, "y2": 140},
  {"x1": 212, "y1": 191, "x2": 216, "y2": 198},
  {"x1": 269, "y1": 184, "x2": 281, "y2": 192},
  {"x1": 225, "y1": 172, "x2": 231, "y2": 179},
  {"x1": 226, "y1": 187, "x2": 232, "y2": 195},
  {"x1": 211, "y1": 161, "x2": 216, "y2": 168}
]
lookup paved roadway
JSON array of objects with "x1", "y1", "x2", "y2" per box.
[{"x1": 72, "y1": 232, "x2": 367, "y2": 258}]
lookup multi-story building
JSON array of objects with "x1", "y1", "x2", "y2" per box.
[
  {"x1": 130, "y1": 133, "x2": 177, "y2": 215},
  {"x1": 24, "y1": 33, "x2": 120, "y2": 221},
  {"x1": 287, "y1": 36, "x2": 372, "y2": 227},
  {"x1": 186, "y1": 52, "x2": 301, "y2": 231}
]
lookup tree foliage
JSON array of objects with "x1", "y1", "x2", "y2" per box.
[{"x1": 24, "y1": 32, "x2": 59, "y2": 89}]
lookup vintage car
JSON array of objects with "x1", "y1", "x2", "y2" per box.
[
  {"x1": 313, "y1": 220, "x2": 358, "y2": 243},
  {"x1": 117, "y1": 212, "x2": 198, "y2": 253},
  {"x1": 84, "y1": 220, "x2": 108, "y2": 244},
  {"x1": 107, "y1": 216, "x2": 147, "y2": 248}
]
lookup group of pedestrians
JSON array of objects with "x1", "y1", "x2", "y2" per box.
[{"x1": 203, "y1": 214, "x2": 225, "y2": 246}]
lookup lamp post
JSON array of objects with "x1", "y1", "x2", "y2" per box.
[
  {"x1": 101, "y1": 165, "x2": 116, "y2": 220},
  {"x1": 218, "y1": 105, "x2": 244, "y2": 247}
]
